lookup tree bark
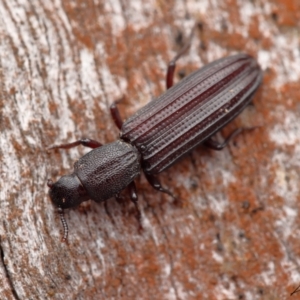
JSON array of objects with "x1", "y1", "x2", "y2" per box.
[{"x1": 1, "y1": 0, "x2": 300, "y2": 299}]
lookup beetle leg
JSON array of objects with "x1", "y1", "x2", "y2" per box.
[
  {"x1": 144, "y1": 173, "x2": 175, "y2": 199},
  {"x1": 48, "y1": 138, "x2": 102, "y2": 150},
  {"x1": 204, "y1": 127, "x2": 258, "y2": 150},
  {"x1": 104, "y1": 200, "x2": 116, "y2": 226},
  {"x1": 115, "y1": 193, "x2": 124, "y2": 204},
  {"x1": 110, "y1": 102, "x2": 123, "y2": 130},
  {"x1": 128, "y1": 182, "x2": 143, "y2": 231},
  {"x1": 166, "y1": 25, "x2": 196, "y2": 89}
]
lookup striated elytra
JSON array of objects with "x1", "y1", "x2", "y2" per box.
[
  {"x1": 48, "y1": 53, "x2": 263, "y2": 241},
  {"x1": 121, "y1": 54, "x2": 262, "y2": 174}
]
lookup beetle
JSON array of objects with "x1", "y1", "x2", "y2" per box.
[{"x1": 47, "y1": 51, "x2": 263, "y2": 242}]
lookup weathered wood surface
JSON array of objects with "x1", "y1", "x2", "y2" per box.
[{"x1": 1, "y1": 0, "x2": 300, "y2": 299}]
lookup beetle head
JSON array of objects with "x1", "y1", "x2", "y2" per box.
[{"x1": 47, "y1": 174, "x2": 89, "y2": 209}]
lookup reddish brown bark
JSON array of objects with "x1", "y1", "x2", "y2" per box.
[{"x1": 1, "y1": 0, "x2": 300, "y2": 299}]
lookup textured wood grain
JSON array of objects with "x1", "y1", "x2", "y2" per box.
[{"x1": 0, "y1": 0, "x2": 300, "y2": 299}]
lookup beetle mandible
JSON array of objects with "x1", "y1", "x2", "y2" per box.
[{"x1": 47, "y1": 35, "x2": 263, "y2": 242}]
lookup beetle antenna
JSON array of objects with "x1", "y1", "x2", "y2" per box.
[{"x1": 58, "y1": 207, "x2": 68, "y2": 243}]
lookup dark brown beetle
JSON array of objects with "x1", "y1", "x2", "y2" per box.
[{"x1": 48, "y1": 47, "x2": 263, "y2": 241}]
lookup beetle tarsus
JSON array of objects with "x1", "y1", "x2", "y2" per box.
[
  {"x1": 48, "y1": 138, "x2": 102, "y2": 150},
  {"x1": 110, "y1": 100, "x2": 124, "y2": 130},
  {"x1": 291, "y1": 284, "x2": 300, "y2": 295},
  {"x1": 115, "y1": 193, "x2": 124, "y2": 204},
  {"x1": 144, "y1": 173, "x2": 175, "y2": 199},
  {"x1": 166, "y1": 24, "x2": 196, "y2": 89},
  {"x1": 104, "y1": 201, "x2": 116, "y2": 226},
  {"x1": 204, "y1": 127, "x2": 259, "y2": 150},
  {"x1": 47, "y1": 179, "x2": 54, "y2": 188},
  {"x1": 128, "y1": 182, "x2": 143, "y2": 231}
]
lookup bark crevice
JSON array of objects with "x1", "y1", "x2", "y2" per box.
[{"x1": 0, "y1": 237, "x2": 20, "y2": 300}]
